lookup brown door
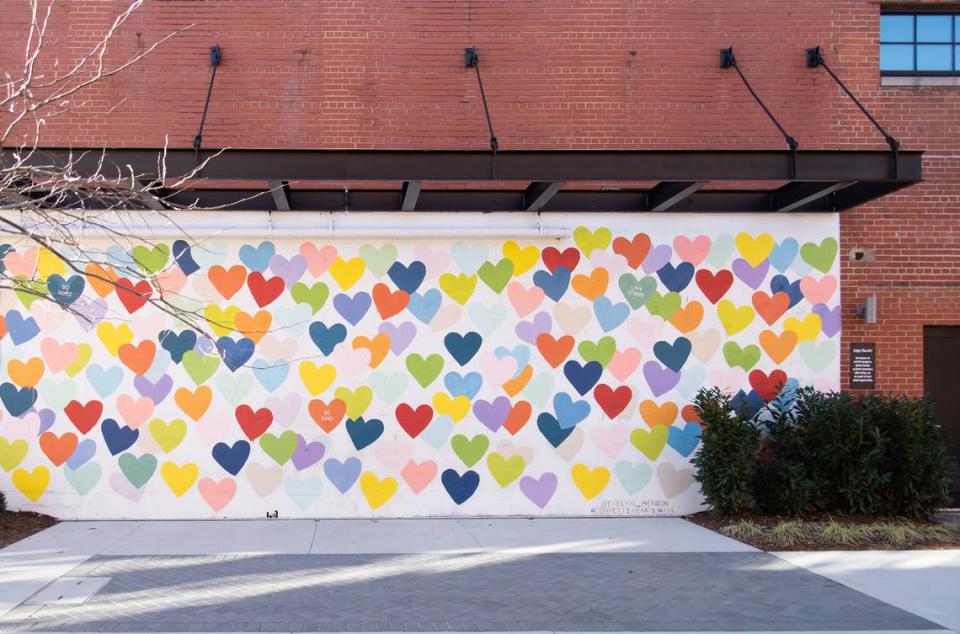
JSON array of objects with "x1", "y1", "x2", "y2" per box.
[{"x1": 923, "y1": 326, "x2": 960, "y2": 507}]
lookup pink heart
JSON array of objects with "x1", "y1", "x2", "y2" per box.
[
  {"x1": 673, "y1": 235, "x2": 712, "y2": 266},
  {"x1": 155, "y1": 267, "x2": 187, "y2": 294},
  {"x1": 259, "y1": 336, "x2": 298, "y2": 363},
  {"x1": 196, "y1": 415, "x2": 230, "y2": 445},
  {"x1": 199, "y1": 476, "x2": 236, "y2": 512},
  {"x1": 412, "y1": 245, "x2": 450, "y2": 281},
  {"x1": 30, "y1": 300, "x2": 65, "y2": 332},
  {"x1": 429, "y1": 304, "x2": 461, "y2": 331},
  {"x1": 590, "y1": 423, "x2": 629, "y2": 459},
  {"x1": 507, "y1": 282, "x2": 545, "y2": 318},
  {"x1": 608, "y1": 348, "x2": 642, "y2": 382},
  {"x1": 2, "y1": 411, "x2": 40, "y2": 441},
  {"x1": 131, "y1": 311, "x2": 167, "y2": 340},
  {"x1": 110, "y1": 473, "x2": 145, "y2": 501},
  {"x1": 707, "y1": 367, "x2": 747, "y2": 394},
  {"x1": 478, "y1": 352, "x2": 517, "y2": 386},
  {"x1": 4, "y1": 248, "x2": 38, "y2": 277},
  {"x1": 799, "y1": 274, "x2": 837, "y2": 304},
  {"x1": 375, "y1": 438, "x2": 413, "y2": 473},
  {"x1": 300, "y1": 244, "x2": 337, "y2": 277},
  {"x1": 627, "y1": 314, "x2": 665, "y2": 347},
  {"x1": 41, "y1": 337, "x2": 77, "y2": 374},
  {"x1": 400, "y1": 459, "x2": 438, "y2": 494},
  {"x1": 332, "y1": 344, "x2": 371, "y2": 378},
  {"x1": 116, "y1": 394, "x2": 154, "y2": 429}
]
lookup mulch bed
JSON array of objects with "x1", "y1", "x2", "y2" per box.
[
  {"x1": 685, "y1": 510, "x2": 960, "y2": 550},
  {"x1": 0, "y1": 510, "x2": 59, "y2": 550}
]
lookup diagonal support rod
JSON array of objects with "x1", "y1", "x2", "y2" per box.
[
  {"x1": 193, "y1": 44, "x2": 222, "y2": 165},
  {"x1": 465, "y1": 48, "x2": 499, "y2": 153}
]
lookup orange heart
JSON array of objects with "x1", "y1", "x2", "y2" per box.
[
  {"x1": 372, "y1": 283, "x2": 409, "y2": 319},
  {"x1": 8, "y1": 357, "x2": 45, "y2": 387},
  {"x1": 759, "y1": 329, "x2": 798, "y2": 364},
  {"x1": 503, "y1": 400, "x2": 532, "y2": 435},
  {"x1": 502, "y1": 364, "x2": 533, "y2": 397},
  {"x1": 571, "y1": 268, "x2": 609, "y2": 301},
  {"x1": 235, "y1": 310, "x2": 272, "y2": 344},
  {"x1": 669, "y1": 301, "x2": 704, "y2": 333},
  {"x1": 612, "y1": 233, "x2": 652, "y2": 269},
  {"x1": 118, "y1": 340, "x2": 156, "y2": 376},
  {"x1": 175, "y1": 386, "x2": 213, "y2": 421},
  {"x1": 639, "y1": 399, "x2": 678, "y2": 428},
  {"x1": 39, "y1": 431, "x2": 78, "y2": 466},
  {"x1": 308, "y1": 398, "x2": 346, "y2": 433},
  {"x1": 85, "y1": 263, "x2": 118, "y2": 298},
  {"x1": 0, "y1": 314, "x2": 7, "y2": 341},
  {"x1": 353, "y1": 334, "x2": 390, "y2": 369},
  {"x1": 681, "y1": 404, "x2": 702, "y2": 424},
  {"x1": 208, "y1": 264, "x2": 247, "y2": 300},
  {"x1": 536, "y1": 333, "x2": 575, "y2": 368},
  {"x1": 752, "y1": 291, "x2": 790, "y2": 326}
]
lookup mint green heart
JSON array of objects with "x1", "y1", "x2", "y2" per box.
[
  {"x1": 619, "y1": 273, "x2": 657, "y2": 309},
  {"x1": 722, "y1": 341, "x2": 761, "y2": 371},
  {"x1": 215, "y1": 372, "x2": 252, "y2": 406},
  {"x1": 37, "y1": 378, "x2": 76, "y2": 412},
  {"x1": 798, "y1": 340, "x2": 837, "y2": 373},
  {"x1": 578, "y1": 336, "x2": 616, "y2": 368},
  {"x1": 131, "y1": 244, "x2": 170, "y2": 274},
  {"x1": 477, "y1": 258, "x2": 514, "y2": 294},
  {"x1": 451, "y1": 433, "x2": 489, "y2": 467},
  {"x1": 64, "y1": 462, "x2": 102, "y2": 495},
  {"x1": 260, "y1": 430, "x2": 298, "y2": 465},
  {"x1": 369, "y1": 371, "x2": 408, "y2": 405},
  {"x1": 359, "y1": 244, "x2": 398, "y2": 278},
  {"x1": 645, "y1": 291, "x2": 681, "y2": 320},
  {"x1": 614, "y1": 460, "x2": 652, "y2": 495},
  {"x1": 406, "y1": 353, "x2": 444, "y2": 388},
  {"x1": 800, "y1": 237, "x2": 838, "y2": 274},
  {"x1": 119, "y1": 453, "x2": 158, "y2": 488},
  {"x1": 706, "y1": 234, "x2": 734, "y2": 268},
  {"x1": 290, "y1": 281, "x2": 329, "y2": 314},
  {"x1": 166, "y1": 293, "x2": 203, "y2": 314},
  {"x1": 14, "y1": 276, "x2": 47, "y2": 309},
  {"x1": 183, "y1": 350, "x2": 220, "y2": 385},
  {"x1": 521, "y1": 371, "x2": 554, "y2": 408}
]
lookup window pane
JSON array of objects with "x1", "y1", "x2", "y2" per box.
[
  {"x1": 881, "y1": 14, "x2": 914, "y2": 42},
  {"x1": 917, "y1": 15, "x2": 952, "y2": 42},
  {"x1": 881, "y1": 44, "x2": 915, "y2": 70},
  {"x1": 955, "y1": 45, "x2": 960, "y2": 70},
  {"x1": 917, "y1": 44, "x2": 952, "y2": 70}
]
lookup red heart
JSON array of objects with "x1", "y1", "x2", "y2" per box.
[
  {"x1": 64, "y1": 399, "x2": 103, "y2": 434},
  {"x1": 235, "y1": 404, "x2": 273, "y2": 440},
  {"x1": 503, "y1": 400, "x2": 532, "y2": 435},
  {"x1": 695, "y1": 269, "x2": 733, "y2": 304},
  {"x1": 247, "y1": 272, "x2": 284, "y2": 308},
  {"x1": 0, "y1": 314, "x2": 7, "y2": 341},
  {"x1": 681, "y1": 404, "x2": 702, "y2": 424},
  {"x1": 373, "y1": 283, "x2": 409, "y2": 319},
  {"x1": 749, "y1": 369, "x2": 788, "y2": 402},
  {"x1": 115, "y1": 278, "x2": 152, "y2": 313},
  {"x1": 541, "y1": 247, "x2": 580, "y2": 273},
  {"x1": 536, "y1": 333, "x2": 575, "y2": 368},
  {"x1": 395, "y1": 403, "x2": 433, "y2": 438},
  {"x1": 612, "y1": 233, "x2": 651, "y2": 269},
  {"x1": 593, "y1": 384, "x2": 633, "y2": 419}
]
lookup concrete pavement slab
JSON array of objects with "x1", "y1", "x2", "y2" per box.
[
  {"x1": 309, "y1": 519, "x2": 482, "y2": 554},
  {"x1": 98, "y1": 520, "x2": 318, "y2": 556}
]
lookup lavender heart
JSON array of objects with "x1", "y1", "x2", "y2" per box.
[
  {"x1": 641, "y1": 244, "x2": 673, "y2": 274},
  {"x1": 731, "y1": 258, "x2": 770, "y2": 290},
  {"x1": 812, "y1": 303, "x2": 841, "y2": 338},
  {"x1": 37, "y1": 408, "x2": 56, "y2": 434},
  {"x1": 291, "y1": 435, "x2": 325, "y2": 471},
  {"x1": 134, "y1": 374, "x2": 173, "y2": 403},
  {"x1": 269, "y1": 254, "x2": 307, "y2": 287},
  {"x1": 264, "y1": 393, "x2": 301, "y2": 427},
  {"x1": 519, "y1": 473, "x2": 558, "y2": 509},
  {"x1": 66, "y1": 438, "x2": 97, "y2": 470},
  {"x1": 515, "y1": 311, "x2": 552, "y2": 345},
  {"x1": 71, "y1": 297, "x2": 107, "y2": 331},
  {"x1": 379, "y1": 321, "x2": 416, "y2": 354},
  {"x1": 643, "y1": 360, "x2": 681, "y2": 397},
  {"x1": 473, "y1": 396, "x2": 511, "y2": 432}
]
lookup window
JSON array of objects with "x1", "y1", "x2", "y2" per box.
[{"x1": 880, "y1": 13, "x2": 960, "y2": 74}]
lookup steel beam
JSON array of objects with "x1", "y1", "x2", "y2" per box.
[
  {"x1": 267, "y1": 180, "x2": 291, "y2": 211},
  {"x1": 648, "y1": 181, "x2": 707, "y2": 211},
  {"x1": 524, "y1": 181, "x2": 564, "y2": 211},
  {"x1": 400, "y1": 181, "x2": 421, "y2": 211}
]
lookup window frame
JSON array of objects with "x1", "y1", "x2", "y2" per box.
[{"x1": 880, "y1": 11, "x2": 960, "y2": 76}]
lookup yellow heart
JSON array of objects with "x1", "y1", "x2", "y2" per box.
[
  {"x1": 329, "y1": 257, "x2": 366, "y2": 291},
  {"x1": 0, "y1": 437, "x2": 29, "y2": 472},
  {"x1": 783, "y1": 314, "x2": 822, "y2": 342},
  {"x1": 13, "y1": 465, "x2": 50, "y2": 502},
  {"x1": 65, "y1": 344, "x2": 92, "y2": 377},
  {"x1": 717, "y1": 300, "x2": 755, "y2": 336},
  {"x1": 502, "y1": 240, "x2": 540, "y2": 277},
  {"x1": 149, "y1": 418, "x2": 187, "y2": 453},
  {"x1": 96, "y1": 322, "x2": 134, "y2": 356},
  {"x1": 573, "y1": 226, "x2": 612, "y2": 257},
  {"x1": 432, "y1": 392, "x2": 471, "y2": 423},
  {"x1": 735, "y1": 232, "x2": 775, "y2": 267},
  {"x1": 160, "y1": 461, "x2": 199, "y2": 497},
  {"x1": 299, "y1": 361, "x2": 336, "y2": 396},
  {"x1": 36, "y1": 247, "x2": 67, "y2": 278},
  {"x1": 204, "y1": 304, "x2": 240, "y2": 337},
  {"x1": 359, "y1": 471, "x2": 398, "y2": 509},
  {"x1": 334, "y1": 385, "x2": 373, "y2": 419},
  {"x1": 438, "y1": 273, "x2": 477, "y2": 305},
  {"x1": 571, "y1": 463, "x2": 610, "y2": 500}
]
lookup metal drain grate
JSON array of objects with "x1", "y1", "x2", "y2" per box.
[{"x1": 25, "y1": 577, "x2": 111, "y2": 605}]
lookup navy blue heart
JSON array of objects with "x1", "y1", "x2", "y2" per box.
[
  {"x1": 0, "y1": 244, "x2": 12, "y2": 274},
  {"x1": 770, "y1": 275, "x2": 804, "y2": 308},
  {"x1": 441, "y1": 468, "x2": 480, "y2": 505},
  {"x1": 537, "y1": 412, "x2": 575, "y2": 448},
  {"x1": 5, "y1": 310, "x2": 39, "y2": 345},
  {"x1": 216, "y1": 336, "x2": 255, "y2": 372},
  {"x1": 0, "y1": 382, "x2": 37, "y2": 417},
  {"x1": 346, "y1": 417, "x2": 384, "y2": 451},
  {"x1": 387, "y1": 261, "x2": 426, "y2": 294},
  {"x1": 652, "y1": 337, "x2": 692, "y2": 373},
  {"x1": 172, "y1": 240, "x2": 200, "y2": 276},
  {"x1": 563, "y1": 360, "x2": 603, "y2": 396},
  {"x1": 159, "y1": 329, "x2": 197, "y2": 364},
  {"x1": 212, "y1": 440, "x2": 250, "y2": 476},
  {"x1": 47, "y1": 274, "x2": 85, "y2": 305},
  {"x1": 656, "y1": 262, "x2": 694, "y2": 292},
  {"x1": 532, "y1": 266, "x2": 570, "y2": 302},
  {"x1": 443, "y1": 331, "x2": 482, "y2": 366},
  {"x1": 308, "y1": 321, "x2": 347, "y2": 356},
  {"x1": 731, "y1": 389, "x2": 765, "y2": 419},
  {"x1": 101, "y1": 418, "x2": 139, "y2": 456}
]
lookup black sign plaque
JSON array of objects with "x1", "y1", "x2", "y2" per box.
[{"x1": 850, "y1": 342, "x2": 876, "y2": 389}]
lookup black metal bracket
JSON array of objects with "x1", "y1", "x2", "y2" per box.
[
  {"x1": 465, "y1": 47, "x2": 499, "y2": 153},
  {"x1": 193, "y1": 44, "x2": 222, "y2": 162},
  {"x1": 806, "y1": 46, "x2": 900, "y2": 178},
  {"x1": 721, "y1": 47, "x2": 800, "y2": 178}
]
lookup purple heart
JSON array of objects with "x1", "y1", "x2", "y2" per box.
[
  {"x1": 291, "y1": 435, "x2": 325, "y2": 471},
  {"x1": 71, "y1": 297, "x2": 107, "y2": 331},
  {"x1": 195, "y1": 336, "x2": 217, "y2": 355},
  {"x1": 642, "y1": 244, "x2": 673, "y2": 274},
  {"x1": 379, "y1": 321, "x2": 416, "y2": 354},
  {"x1": 473, "y1": 396, "x2": 511, "y2": 432},
  {"x1": 643, "y1": 360, "x2": 680, "y2": 397},
  {"x1": 515, "y1": 311, "x2": 551, "y2": 345},
  {"x1": 66, "y1": 438, "x2": 97, "y2": 469},
  {"x1": 110, "y1": 473, "x2": 144, "y2": 501},
  {"x1": 333, "y1": 292, "x2": 371, "y2": 326},
  {"x1": 732, "y1": 258, "x2": 770, "y2": 290},
  {"x1": 134, "y1": 374, "x2": 173, "y2": 403},
  {"x1": 519, "y1": 473, "x2": 558, "y2": 509},
  {"x1": 37, "y1": 408, "x2": 56, "y2": 434},
  {"x1": 269, "y1": 254, "x2": 307, "y2": 287},
  {"x1": 812, "y1": 303, "x2": 841, "y2": 338},
  {"x1": 264, "y1": 393, "x2": 301, "y2": 427}
]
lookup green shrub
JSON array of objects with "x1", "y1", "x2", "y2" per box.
[
  {"x1": 753, "y1": 389, "x2": 816, "y2": 516},
  {"x1": 0, "y1": 489, "x2": 6, "y2": 513}
]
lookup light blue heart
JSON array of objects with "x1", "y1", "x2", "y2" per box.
[
  {"x1": 420, "y1": 415, "x2": 454, "y2": 449},
  {"x1": 408, "y1": 289, "x2": 442, "y2": 324},
  {"x1": 668, "y1": 422, "x2": 702, "y2": 457},
  {"x1": 522, "y1": 372, "x2": 554, "y2": 408},
  {"x1": 252, "y1": 359, "x2": 289, "y2": 393},
  {"x1": 675, "y1": 365, "x2": 706, "y2": 400},
  {"x1": 553, "y1": 392, "x2": 591, "y2": 429},
  {"x1": 284, "y1": 473, "x2": 323, "y2": 509},
  {"x1": 444, "y1": 371, "x2": 483, "y2": 399},
  {"x1": 450, "y1": 242, "x2": 489, "y2": 275},
  {"x1": 190, "y1": 242, "x2": 229, "y2": 269},
  {"x1": 323, "y1": 457, "x2": 362, "y2": 493},
  {"x1": 615, "y1": 461, "x2": 652, "y2": 495},
  {"x1": 238, "y1": 241, "x2": 276, "y2": 272},
  {"x1": 769, "y1": 238, "x2": 799, "y2": 273},
  {"x1": 215, "y1": 372, "x2": 253, "y2": 406},
  {"x1": 64, "y1": 462, "x2": 102, "y2": 495},
  {"x1": 144, "y1": 350, "x2": 171, "y2": 383},
  {"x1": 791, "y1": 256, "x2": 813, "y2": 276},
  {"x1": 37, "y1": 378, "x2": 76, "y2": 412},
  {"x1": 468, "y1": 303, "x2": 506, "y2": 336},
  {"x1": 105, "y1": 245, "x2": 135, "y2": 268},
  {"x1": 369, "y1": 371, "x2": 408, "y2": 405},
  {"x1": 272, "y1": 304, "x2": 313, "y2": 337},
  {"x1": 593, "y1": 296, "x2": 630, "y2": 332},
  {"x1": 66, "y1": 439, "x2": 97, "y2": 470},
  {"x1": 706, "y1": 234, "x2": 734, "y2": 268},
  {"x1": 86, "y1": 365, "x2": 123, "y2": 398},
  {"x1": 494, "y1": 345, "x2": 531, "y2": 378}
]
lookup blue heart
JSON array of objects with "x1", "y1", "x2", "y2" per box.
[
  {"x1": 0, "y1": 382, "x2": 37, "y2": 416},
  {"x1": 252, "y1": 359, "x2": 289, "y2": 392},
  {"x1": 553, "y1": 392, "x2": 591, "y2": 429},
  {"x1": 216, "y1": 336, "x2": 255, "y2": 372},
  {"x1": 443, "y1": 331, "x2": 482, "y2": 366},
  {"x1": 770, "y1": 275, "x2": 804, "y2": 308},
  {"x1": 212, "y1": 440, "x2": 250, "y2": 476},
  {"x1": 46, "y1": 274, "x2": 85, "y2": 305},
  {"x1": 333, "y1": 292, "x2": 371, "y2": 326},
  {"x1": 172, "y1": 240, "x2": 201, "y2": 276},
  {"x1": 731, "y1": 389, "x2": 765, "y2": 419},
  {"x1": 656, "y1": 262, "x2": 695, "y2": 292},
  {"x1": 563, "y1": 360, "x2": 603, "y2": 396},
  {"x1": 441, "y1": 468, "x2": 479, "y2": 505},
  {"x1": 324, "y1": 457, "x2": 362, "y2": 493},
  {"x1": 159, "y1": 329, "x2": 197, "y2": 364},
  {"x1": 345, "y1": 417, "x2": 384, "y2": 451},
  {"x1": 238, "y1": 241, "x2": 275, "y2": 272},
  {"x1": 533, "y1": 266, "x2": 570, "y2": 302},
  {"x1": 407, "y1": 289, "x2": 442, "y2": 324},
  {"x1": 66, "y1": 438, "x2": 97, "y2": 469},
  {"x1": 387, "y1": 261, "x2": 426, "y2": 294},
  {"x1": 5, "y1": 310, "x2": 39, "y2": 345},
  {"x1": 308, "y1": 321, "x2": 347, "y2": 356},
  {"x1": 0, "y1": 244, "x2": 12, "y2": 273},
  {"x1": 444, "y1": 371, "x2": 483, "y2": 399},
  {"x1": 653, "y1": 337, "x2": 692, "y2": 372},
  {"x1": 106, "y1": 245, "x2": 135, "y2": 268},
  {"x1": 101, "y1": 418, "x2": 139, "y2": 456},
  {"x1": 537, "y1": 412, "x2": 574, "y2": 448},
  {"x1": 494, "y1": 345, "x2": 531, "y2": 376},
  {"x1": 667, "y1": 423, "x2": 702, "y2": 457},
  {"x1": 769, "y1": 238, "x2": 799, "y2": 273},
  {"x1": 86, "y1": 365, "x2": 123, "y2": 398},
  {"x1": 593, "y1": 296, "x2": 630, "y2": 332}
]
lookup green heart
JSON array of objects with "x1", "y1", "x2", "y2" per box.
[
  {"x1": 166, "y1": 293, "x2": 203, "y2": 314},
  {"x1": 477, "y1": 258, "x2": 514, "y2": 294},
  {"x1": 131, "y1": 244, "x2": 170, "y2": 274},
  {"x1": 406, "y1": 353, "x2": 444, "y2": 388},
  {"x1": 798, "y1": 340, "x2": 837, "y2": 373},
  {"x1": 369, "y1": 371, "x2": 408, "y2": 405},
  {"x1": 14, "y1": 276, "x2": 47, "y2": 308},
  {"x1": 215, "y1": 372, "x2": 253, "y2": 405},
  {"x1": 260, "y1": 430, "x2": 298, "y2": 465},
  {"x1": 451, "y1": 433, "x2": 489, "y2": 467},
  {"x1": 521, "y1": 371, "x2": 554, "y2": 408},
  {"x1": 619, "y1": 273, "x2": 657, "y2": 309},
  {"x1": 183, "y1": 350, "x2": 220, "y2": 385},
  {"x1": 64, "y1": 462, "x2": 101, "y2": 495},
  {"x1": 722, "y1": 341, "x2": 761, "y2": 371},
  {"x1": 800, "y1": 237, "x2": 838, "y2": 274},
  {"x1": 578, "y1": 336, "x2": 616, "y2": 368},
  {"x1": 487, "y1": 452, "x2": 525, "y2": 487},
  {"x1": 645, "y1": 291, "x2": 681, "y2": 320},
  {"x1": 630, "y1": 426, "x2": 668, "y2": 461},
  {"x1": 290, "y1": 281, "x2": 329, "y2": 314},
  {"x1": 358, "y1": 243, "x2": 398, "y2": 278},
  {"x1": 119, "y1": 453, "x2": 158, "y2": 488},
  {"x1": 37, "y1": 378, "x2": 76, "y2": 412}
]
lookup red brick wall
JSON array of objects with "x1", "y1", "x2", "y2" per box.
[{"x1": 2, "y1": 0, "x2": 958, "y2": 394}]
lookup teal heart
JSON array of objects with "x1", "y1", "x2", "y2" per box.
[
  {"x1": 64, "y1": 462, "x2": 102, "y2": 495},
  {"x1": 359, "y1": 244, "x2": 398, "y2": 278},
  {"x1": 619, "y1": 273, "x2": 657, "y2": 309},
  {"x1": 369, "y1": 371, "x2": 408, "y2": 405},
  {"x1": 119, "y1": 453, "x2": 158, "y2": 488},
  {"x1": 614, "y1": 461, "x2": 652, "y2": 495}
]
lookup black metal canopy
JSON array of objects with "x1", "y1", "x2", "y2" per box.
[{"x1": 15, "y1": 148, "x2": 922, "y2": 213}]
